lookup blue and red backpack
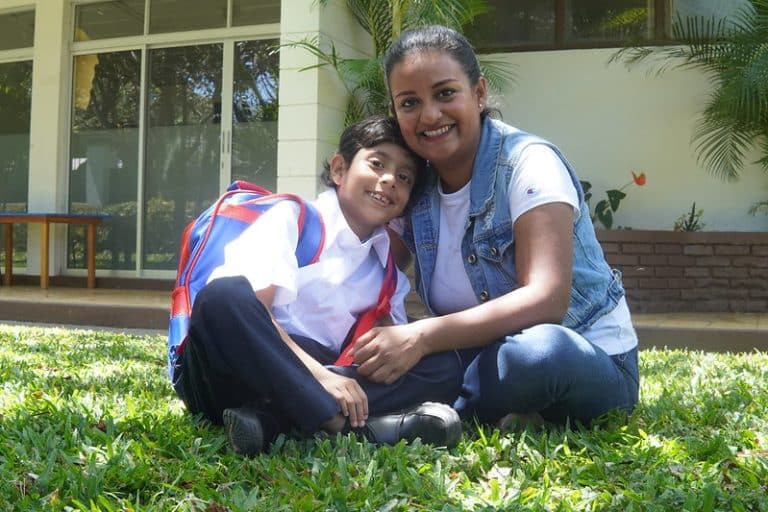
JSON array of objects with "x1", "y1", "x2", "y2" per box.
[{"x1": 167, "y1": 180, "x2": 397, "y2": 381}]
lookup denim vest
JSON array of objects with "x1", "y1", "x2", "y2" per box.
[{"x1": 403, "y1": 117, "x2": 625, "y2": 334}]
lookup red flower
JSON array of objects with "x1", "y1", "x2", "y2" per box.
[{"x1": 632, "y1": 171, "x2": 647, "y2": 186}]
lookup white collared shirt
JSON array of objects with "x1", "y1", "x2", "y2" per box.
[{"x1": 208, "y1": 189, "x2": 410, "y2": 353}]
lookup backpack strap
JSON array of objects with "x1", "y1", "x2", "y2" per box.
[{"x1": 333, "y1": 251, "x2": 397, "y2": 366}]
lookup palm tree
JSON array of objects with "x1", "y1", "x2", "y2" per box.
[
  {"x1": 611, "y1": 0, "x2": 768, "y2": 214},
  {"x1": 289, "y1": 0, "x2": 515, "y2": 126}
]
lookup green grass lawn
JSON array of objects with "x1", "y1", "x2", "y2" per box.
[{"x1": 1, "y1": 324, "x2": 767, "y2": 511}]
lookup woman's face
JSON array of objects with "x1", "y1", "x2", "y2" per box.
[{"x1": 388, "y1": 50, "x2": 487, "y2": 183}]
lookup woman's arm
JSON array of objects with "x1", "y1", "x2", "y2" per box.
[{"x1": 353, "y1": 201, "x2": 574, "y2": 384}]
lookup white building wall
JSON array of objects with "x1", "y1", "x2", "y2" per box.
[
  {"x1": 494, "y1": 48, "x2": 767, "y2": 232},
  {"x1": 277, "y1": 0, "x2": 371, "y2": 198}
]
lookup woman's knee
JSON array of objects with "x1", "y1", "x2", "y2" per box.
[{"x1": 497, "y1": 324, "x2": 589, "y2": 376}]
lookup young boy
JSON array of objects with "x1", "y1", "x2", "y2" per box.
[{"x1": 172, "y1": 116, "x2": 462, "y2": 456}]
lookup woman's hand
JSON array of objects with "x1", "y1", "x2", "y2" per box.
[
  {"x1": 316, "y1": 369, "x2": 368, "y2": 428},
  {"x1": 352, "y1": 323, "x2": 426, "y2": 385}
]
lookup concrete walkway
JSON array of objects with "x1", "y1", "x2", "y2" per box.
[{"x1": 1, "y1": 285, "x2": 766, "y2": 352}]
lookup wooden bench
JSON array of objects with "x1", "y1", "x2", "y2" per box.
[{"x1": 0, "y1": 213, "x2": 110, "y2": 289}]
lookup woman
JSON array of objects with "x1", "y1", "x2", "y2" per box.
[{"x1": 350, "y1": 25, "x2": 639, "y2": 426}]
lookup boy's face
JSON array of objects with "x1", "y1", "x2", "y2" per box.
[{"x1": 331, "y1": 142, "x2": 417, "y2": 240}]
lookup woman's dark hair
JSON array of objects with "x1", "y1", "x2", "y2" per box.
[
  {"x1": 321, "y1": 115, "x2": 427, "y2": 204},
  {"x1": 383, "y1": 25, "x2": 497, "y2": 120},
  {"x1": 384, "y1": 25, "x2": 482, "y2": 87}
]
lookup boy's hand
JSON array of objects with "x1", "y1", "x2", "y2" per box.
[{"x1": 317, "y1": 369, "x2": 369, "y2": 428}]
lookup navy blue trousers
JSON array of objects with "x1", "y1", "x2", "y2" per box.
[{"x1": 173, "y1": 276, "x2": 462, "y2": 434}]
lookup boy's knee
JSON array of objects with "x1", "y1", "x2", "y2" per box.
[
  {"x1": 424, "y1": 350, "x2": 463, "y2": 397},
  {"x1": 194, "y1": 276, "x2": 253, "y2": 315}
]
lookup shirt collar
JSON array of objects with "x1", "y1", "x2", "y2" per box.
[{"x1": 315, "y1": 189, "x2": 391, "y2": 268}]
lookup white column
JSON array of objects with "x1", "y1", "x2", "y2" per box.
[
  {"x1": 26, "y1": 0, "x2": 70, "y2": 277},
  {"x1": 276, "y1": 0, "x2": 371, "y2": 199}
]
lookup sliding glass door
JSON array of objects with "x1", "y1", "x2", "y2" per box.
[
  {"x1": 0, "y1": 60, "x2": 33, "y2": 269},
  {"x1": 143, "y1": 43, "x2": 223, "y2": 270},
  {"x1": 68, "y1": 38, "x2": 279, "y2": 274}
]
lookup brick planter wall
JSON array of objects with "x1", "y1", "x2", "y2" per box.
[{"x1": 598, "y1": 230, "x2": 768, "y2": 313}]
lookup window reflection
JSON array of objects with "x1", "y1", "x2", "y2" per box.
[
  {"x1": 69, "y1": 51, "x2": 141, "y2": 270},
  {"x1": 568, "y1": 0, "x2": 649, "y2": 42},
  {"x1": 0, "y1": 11, "x2": 35, "y2": 50},
  {"x1": 144, "y1": 44, "x2": 223, "y2": 270},
  {"x1": 0, "y1": 60, "x2": 32, "y2": 268},
  {"x1": 231, "y1": 40, "x2": 279, "y2": 190}
]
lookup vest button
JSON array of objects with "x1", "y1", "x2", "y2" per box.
[
  {"x1": 468, "y1": 254, "x2": 477, "y2": 264},
  {"x1": 490, "y1": 247, "x2": 499, "y2": 256},
  {"x1": 479, "y1": 290, "x2": 489, "y2": 301}
]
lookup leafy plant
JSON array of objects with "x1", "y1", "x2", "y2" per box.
[
  {"x1": 611, "y1": 0, "x2": 768, "y2": 214},
  {"x1": 287, "y1": 0, "x2": 516, "y2": 126},
  {"x1": 674, "y1": 201, "x2": 706, "y2": 231},
  {"x1": 581, "y1": 171, "x2": 646, "y2": 229}
]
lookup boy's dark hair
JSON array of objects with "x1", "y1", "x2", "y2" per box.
[{"x1": 321, "y1": 115, "x2": 427, "y2": 206}]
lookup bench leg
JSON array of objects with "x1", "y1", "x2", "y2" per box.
[
  {"x1": 40, "y1": 221, "x2": 49, "y2": 289},
  {"x1": 3, "y1": 224, "x2": 12, "y2": 286},
  {"x1": 87, "y1": 223, "x2": 96, "y2": 288}
]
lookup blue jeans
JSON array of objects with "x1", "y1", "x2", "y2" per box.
[{"x1": 453, "y1": 324, "x2": 639, "y2": 425}]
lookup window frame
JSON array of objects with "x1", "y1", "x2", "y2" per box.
[{"x1": 470, "y1": 0, "x2": 671, "y2": 53}]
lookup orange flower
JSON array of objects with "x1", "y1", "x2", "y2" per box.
[{"x1": 632, "y1": 171, "x2": 647, "y2": 186}]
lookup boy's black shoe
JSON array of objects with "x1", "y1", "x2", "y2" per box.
[
  {"x1": 223, "y1": 405, "x2": 280, "y2": 457},
  {"x1": 356, "y1": 402, "x2": 461, "y2": 448}
]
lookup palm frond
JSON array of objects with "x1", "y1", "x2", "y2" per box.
[
  {"x1": 478, "y1": 57, "x2": 516, "y2": 94},
  {"x1": 301, "y1": 0, "x2": 512, "y2": 127},
  {"x1": 613, "y1": 1, "x2": 768, "y2": 185},
  {"x1": 406, "y1": 0, "x2": 488, "y2": 30},
  {"x1": 692, "y1": 114, "x2": 758, "y2": 181},
  {"x1": 756, "y1": 133, "x2": 768, "y2": 173}
]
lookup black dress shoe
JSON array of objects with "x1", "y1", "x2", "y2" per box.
[
  {"x1": 223, "y1": 404, "x2": 282, "y2": 457},
  {"x1": 356, "y1": 402, "x2": 462, "y2": 448}
]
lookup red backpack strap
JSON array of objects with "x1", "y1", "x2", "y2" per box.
[{"x1": 333, "y1": 251, "x2": 397, "y2": 366}]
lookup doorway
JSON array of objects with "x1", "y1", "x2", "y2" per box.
[{"x1": 69, "y1": 38, "x2": 279, "y2": 274}]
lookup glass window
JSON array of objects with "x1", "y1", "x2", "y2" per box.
[
  {"x1": 144, "y1": 44, "x2": 223, "y2": 270},
  {"x1": 149, "y1": 0, "x2": 227, "y2": 33},
  {"x1": 567, "y1": 0, "x2": 650, "y2": 42},
  {"x1": 0, "y1": 10, "x2": 35, "y2": 50},
  {"x1": 466, "y1": 0, "x2": 555, "y2": 50},
  {"x1": 466, "y1": 0, "x2": 674, "y2": 51},
  {"x1": 233, "y1": 0, "x2": 280, "y2": 26},
  {"x1": 0, "y1": 60, "x2": 32, "y2": 269},
  {"x1": 69, "y1": 51, "x2": 142, "y2": 270},
  {"x1": 74, "y1": 1, "x2": 145, "y2": 41},
  {"x1": 231, "y1": 40, "x2": 279, "y2": 189},
  {"x1": 673, "y1": 0, "x2": 749, "y2": 23}
]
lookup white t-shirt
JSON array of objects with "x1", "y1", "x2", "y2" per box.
[
  {"x1": 394, "y1": 145, "x2": 637, "y2": 355},
  {"x1": 208, "y1": 189, "x2": 410, "y2": 353}
]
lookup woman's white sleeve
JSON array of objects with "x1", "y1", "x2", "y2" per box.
[{"x1": 508, "y1": 145, "x2": 579, "y2": 225}]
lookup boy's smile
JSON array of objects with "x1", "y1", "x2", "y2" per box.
[{"x1": 331, "y1": 143, "x2": 417, "y2": 240}]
